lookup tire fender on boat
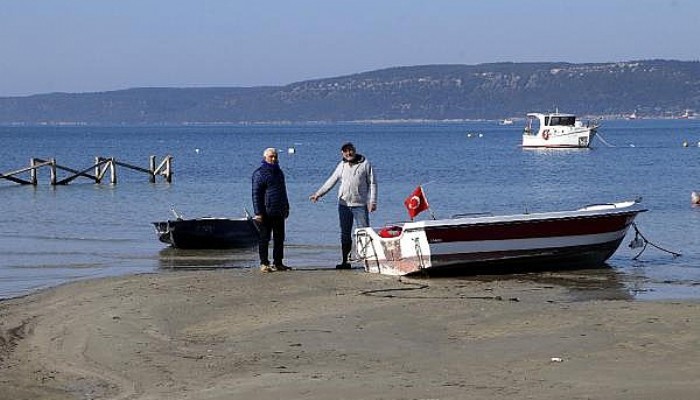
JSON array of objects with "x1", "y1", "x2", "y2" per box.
[{"x1": 542, "y1": 129, "x2": 550, "y2": 140}]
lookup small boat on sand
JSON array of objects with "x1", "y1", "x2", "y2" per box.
[
  {"x1": 153, "y1": 212, "x2": 259, "y2": 249},
  {"x1": 522, "y1": 111, "x2": 599, "y2": 148},
  {"x1": 355, "y1": 200, "x2": 645, "y2": 276}
]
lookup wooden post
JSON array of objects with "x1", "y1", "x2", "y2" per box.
[
  {"x1": 109, "y1": 159, "x2": 117, "y2": 184},
  {"x1": 95, "y1": 157, "x2": 102, "y2": 183},
  {"x1": 50, "y1": 159, "x2": 57, "y2": 185},
  {"x1": 30, "y1": 158, "x2": 37, "y2": 185},
  {"x1": 149, "y1": 156, "x2": 156, "y2": 183},
  {"x1": 165, "y1": 156, "x2": 172, "y2": 183}
]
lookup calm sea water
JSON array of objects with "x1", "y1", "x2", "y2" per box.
[{"x1": 2, "y1": 120, "x2": 700, "y2": 300}]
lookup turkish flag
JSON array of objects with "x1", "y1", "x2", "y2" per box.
[{"x1": 404, "y1": 185, "x2": 430, "y2": 220}]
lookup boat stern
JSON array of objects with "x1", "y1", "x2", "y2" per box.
[{"x1": 355, "y1": 225, "x2": 431, "y2": 276}]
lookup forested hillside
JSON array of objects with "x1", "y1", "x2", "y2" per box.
[{"x1": 1, "y1": 60, "x2": 698, "y2": 124}]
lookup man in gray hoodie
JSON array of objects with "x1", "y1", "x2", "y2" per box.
[{"x1": 310, "y1": 142, "x2": 377, "y2": 269}]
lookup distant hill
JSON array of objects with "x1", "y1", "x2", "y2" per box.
[{"x1": 1, "y1": 60, "x2": 699, "y2": 125}]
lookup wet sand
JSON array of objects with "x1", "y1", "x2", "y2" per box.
[{"x1": 2, "y1": 268, "x2": 700, "y2": 399}]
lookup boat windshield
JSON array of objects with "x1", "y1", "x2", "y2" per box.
[
  {"x1": 548, "y1": 116, "x2": 576, "y2": 126},
  {"x1": 524, "y1": 116, "x2": 540, "y2": 133}
]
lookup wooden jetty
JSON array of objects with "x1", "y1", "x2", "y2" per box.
[{"x1": 0, "y1": 156, "x2": 173, "y2": 185}]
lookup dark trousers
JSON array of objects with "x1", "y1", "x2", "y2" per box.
[{"x1": 258, "y1": 215, "x2": 286, "y2": 266}]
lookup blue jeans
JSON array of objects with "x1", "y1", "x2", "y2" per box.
[{"x1": 338, "y1": 204, "x2": 369, "y2": 246}]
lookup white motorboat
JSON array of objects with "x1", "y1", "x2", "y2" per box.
[
  {"x1": 355, "y1": 200, "x2": 645, "y2": 276},
  {"x1": 522, "y1": 111, "x2": 599, "y2": 148},
  {"x1": 499, "y1": 118, "x2": 514, "y2": 125}
]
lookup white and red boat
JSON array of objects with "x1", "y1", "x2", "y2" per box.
[
  {"x1": 355, "y1": 200, "x2": 645, "y2": 276},
  {"x1": 522, "y1": 111, "x2": 598, "y2": 148}
]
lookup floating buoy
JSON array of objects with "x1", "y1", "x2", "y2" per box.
[
  {"x1": 683, "y1": 141, "x2": 688, "y2": 147},
  {"x1": 288, "y1": 147, "x2": 296, "y2": 154},
  {"x1": 692, "y1": 191, "x2": 700, "y2": 205},
  {"x1": 195, "y1": 148, "x2": 201, "y2": 154}
]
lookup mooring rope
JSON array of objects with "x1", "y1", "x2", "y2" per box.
[
  {"x1": 359, "y1": 280, "x2": 512, "y2": 301},
  {"x1": 629, "y1": 222, "x2": 682, "y2": 260},
  {"x1": 594, "y1": 131, "x2": 616, "y2": 147}
]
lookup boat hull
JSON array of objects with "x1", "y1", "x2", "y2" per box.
[
  {"x1": 416, "y1": 238, "x2": 625, "y2": 276},
  {"x1": 522, "y1": 128, "x2": 596, "y2": 148},
  {"x1": 355, "y1": 202, "x2": 645, "y2": 276},
  {"x1": 152, "y1": 218, "x2": 259, "y2": 249}
]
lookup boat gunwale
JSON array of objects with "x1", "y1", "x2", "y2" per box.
[{"x1": 398, "y1": 206, "x2": 646, "y2": 234}]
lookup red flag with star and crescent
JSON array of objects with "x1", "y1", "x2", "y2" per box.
[{"x1": 404, "y1": 185, "x2": 430, "y2": 220}]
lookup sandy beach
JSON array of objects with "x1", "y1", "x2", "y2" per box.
[{"x1": 1, "y1": 267, "x2": 700, "y2": 399}]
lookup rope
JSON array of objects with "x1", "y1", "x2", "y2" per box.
[
  {"x1": 594, "y1": 131, "x2": 616, "y2": 147},
  {"x1": 360, "y1": 281, "x2": 512, "y2": 301},
  {"x1": 360, "y1": 281, "x2": 429, "y2": 297},
  {"x1": 629, "y1": 222, "x2": 682, "y2": 260}
]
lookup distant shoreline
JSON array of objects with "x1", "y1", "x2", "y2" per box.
[
  {"x1": 2, "y1": 61, "x2": 698, "y2": 125},
  {"x1": 1, "y1": 115, "x2": 695, "y2": 128}
]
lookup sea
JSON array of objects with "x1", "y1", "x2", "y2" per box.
[{"x1": 2, "y1": 119, "x2": 700, "y2": 301}]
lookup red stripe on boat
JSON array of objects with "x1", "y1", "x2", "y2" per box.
[{"x1": 424, "y1": 214, "x2": 634, "y2": 243}]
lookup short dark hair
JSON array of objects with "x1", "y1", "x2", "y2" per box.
[{"x1": 341, "y1": 142, "x2": 355, "y2": 152}]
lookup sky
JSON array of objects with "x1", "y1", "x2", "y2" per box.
[{"x1": 1, "y1": 0, "x2": 698, "y2": 97}]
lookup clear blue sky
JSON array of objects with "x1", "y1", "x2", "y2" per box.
[{"x1": 1, "y1": 0, "x2": 697, "y2": 97}]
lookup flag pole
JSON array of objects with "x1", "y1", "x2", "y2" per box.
[{"x1": 419, "y1": 184, "x2": 437, "y2": 220}]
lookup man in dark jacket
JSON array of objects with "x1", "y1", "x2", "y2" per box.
[{"x1": 252, "y1": 148, "x2": 291, "y2": 272}]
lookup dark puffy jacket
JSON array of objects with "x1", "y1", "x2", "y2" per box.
[{"x1": 252, "y1": 161, "x2": 290, "y2": 217}]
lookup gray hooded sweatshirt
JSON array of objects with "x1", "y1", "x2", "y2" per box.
[{"x1": 314, "y1": 154, "x2": 377, "y2": 207}]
